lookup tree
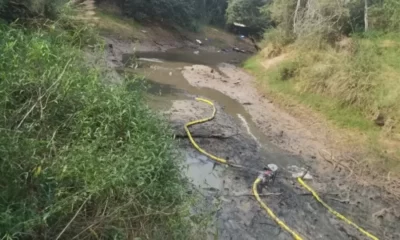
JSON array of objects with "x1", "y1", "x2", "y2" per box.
[
  {"x1": 225, "y1": 0, "x2": 270, "y2": 36},
  {"x1": 122, "y1": 0, "x2": 198, "y2": 29},
  {"x1": 364, "y1": 0, "x2": 369, "y2": 31},
  {"x1": 369, "y1": 0, "x2": 400, "y2": 31}
]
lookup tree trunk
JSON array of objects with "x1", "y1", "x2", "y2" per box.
[
  {"x1": 293, "y1": 0, "x2": 302, "y2": 34},
  {"x1": 364, "y1": 0, "x2": 369, "y2": 31}
]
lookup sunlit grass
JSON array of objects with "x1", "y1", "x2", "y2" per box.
[{"x1": 245, "y1": 37, "x2": 400, "y2": 172}]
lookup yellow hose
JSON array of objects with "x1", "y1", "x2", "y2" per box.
[
  {"x1": 185, "y1": 98, "x2": 303, "y2": 239},
  {"x1": 253, "y1": 178, "x2": 304, "y2": 240},
  {"x1": 184, "y1": 98, "x2": 228, "y2": 164},
  {"x1": 297, "y1": 178, "x2": 379, "y2": 240}
]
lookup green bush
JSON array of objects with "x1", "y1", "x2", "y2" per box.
[
  {"x1": 0, "y1": 0, "x2": 64, "y2": 21},
  {"x1": 263, "y1": 28, "x2": 295, "y2": 47},
  {"x1": 369, "y1": 0, "x2": 400, "y2": 32},
  {"x1": 122, "y1": 0, "x2": 198, "y2": 29},
  {"x1": 0, "y1": 23, "x2": 192, "y2": 239},
  {"x1": 225, "y1": 0, "x2": 270, "y2": 35}
]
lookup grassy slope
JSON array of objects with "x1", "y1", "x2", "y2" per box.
[
  {"x1": 0, "y1": 16, "x2": 195, "y2": 240},
  {"x1": 245, "y1": 34, "x2": 400, "y2": 172}
]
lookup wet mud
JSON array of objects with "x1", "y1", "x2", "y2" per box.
[{"x1": 167, "y1": 100, "x2": 398, "y2": 240}]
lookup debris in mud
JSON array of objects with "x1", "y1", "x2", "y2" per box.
[
  {"x1": 233, "y1": 47, "x2": 246, "y2": 53},
  {"x1": 287, "y1": 165, "x2": 313, "y2": 180}
]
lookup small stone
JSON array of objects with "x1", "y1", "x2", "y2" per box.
[{"x1": 374, "y1": 113, "x2": 385, "y2": 126}]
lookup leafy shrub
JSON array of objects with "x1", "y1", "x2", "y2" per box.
[
  {"x1": 264, "y1": 28, "x2": 295, "y2": 47},
  {"x1": 369, "y1": 0, "x2": 400, "y2": 32},
  {"x1": 0, "y1": 0, "x2": 63, "y2": 21},
  {"x1": 122, "y1": 0, "x2": 198, "y2": 29},
  {"x1": 225, "y1": 0, "x2": 270, "y2": 36},
  {"x1": 0, "y1": 23, "x2": 192, "y2": 239}
]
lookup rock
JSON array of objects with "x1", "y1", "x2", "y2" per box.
[
  {"x1": 278, "y1": 131, "x2": 284, "y2": 137},
  {"x1": 287, "y1": 165, "x2": 313, "y2": 180},
  {"x1": 374, "y1": 113, "x2": 385, "y2": 126}
]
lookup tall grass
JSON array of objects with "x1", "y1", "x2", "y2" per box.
[
  {"x1": 246, "y1": 32, "x2": 400, "y2": 171},
  {"x1": 0, "y1": 21, "x2": 193, "y2": 239}
]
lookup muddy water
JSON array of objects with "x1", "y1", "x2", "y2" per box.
[
  {"x1": 123, "y1": 51, "x2": 270, "y2": 147},
  {"x1": 123, "y1": 49, "x2": 250, "y2": 66}
]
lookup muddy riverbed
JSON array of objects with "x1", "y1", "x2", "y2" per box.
[{"x1": 103, "y1": 39, "x2": 400, "y2": 240}]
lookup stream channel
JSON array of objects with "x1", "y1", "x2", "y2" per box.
[{"x1": 117, "y1": 49, "x2": 392, "y2": 240}]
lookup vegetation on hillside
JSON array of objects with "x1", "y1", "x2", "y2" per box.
[
  {"x1": 245, "y1": 0, "x2": 400, "y2": 171},
  {"x1": 225, "y1": 0, "x2": 270, "y2": 35},
  {"x1": 0, "y1": 1, "x2": 195, "y2": 239},
  {"x1": 95, "y1": 0, "x2": 269, "y2": 34}
]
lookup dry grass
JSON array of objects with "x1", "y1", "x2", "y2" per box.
[{"x1": 245, "y1": 33, "x2": 400, "y2": 177}]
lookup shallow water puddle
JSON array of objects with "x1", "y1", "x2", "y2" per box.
[
  {"x1": 184, "y1": 149, "x2": 224, "y2": 191},
  {"x1": 123, "y1": 49, "x2": 276, "y2": 189}
]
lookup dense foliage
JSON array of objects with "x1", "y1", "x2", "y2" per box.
[
  {"x1": 0, "y1": 18, "x2": 192, "y2": 240},
  {"x1": 122, "y1": 0, "x2": 198, "y2": 29},
  {"x1": 0, "y1": 0, "x2": 63, "y2": 21},
  {"x1": 225, "y1": 0, "x2": 270, "y2": 35},
  {"x1": 97, "y1": 0, "x2": 268, "y2": 32},
  {"x1": 246, "y1": 0, "x2": 400, "y2": 172}
]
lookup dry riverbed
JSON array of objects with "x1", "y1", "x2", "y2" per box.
[{"x1": 102, "y1": 33, "x2": 400, "y2": 239}]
